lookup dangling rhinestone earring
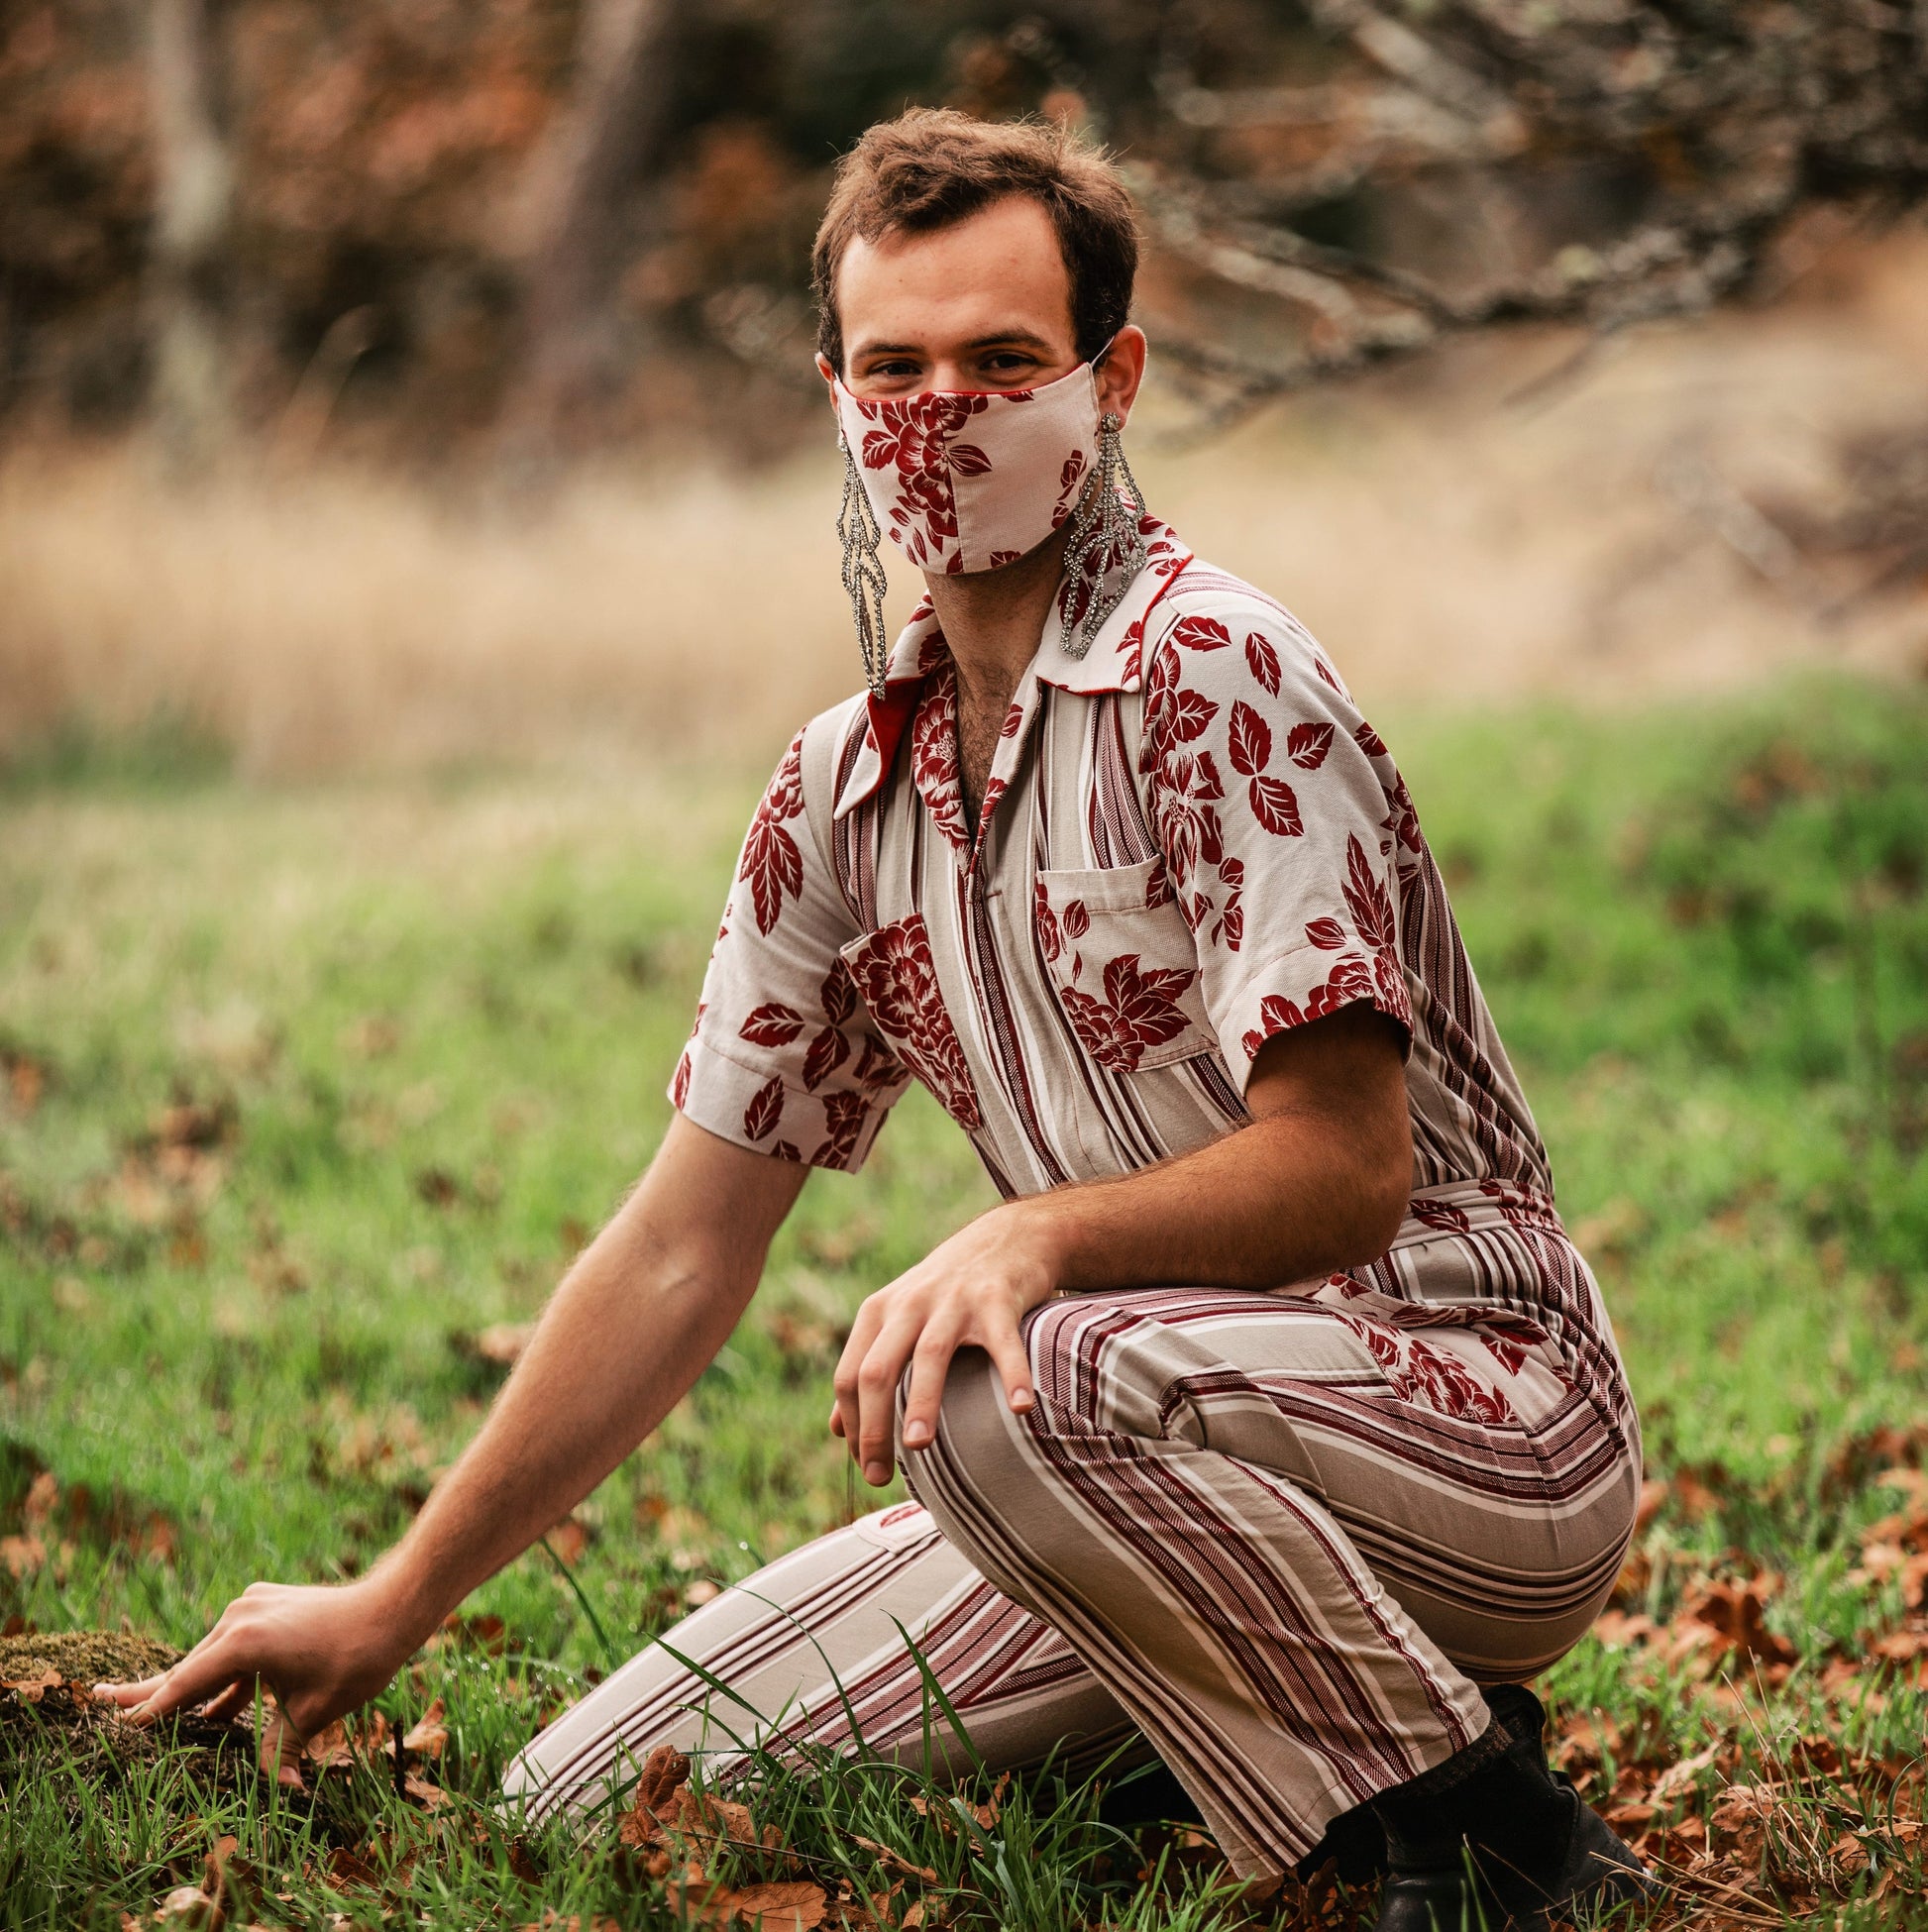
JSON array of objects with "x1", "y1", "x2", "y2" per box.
[
  {"x1": 1058, "y1": 410, "x2": 1150, "y2": 658},
  {"x1": 837, "y1": 435, "x2": 891, "y2": 701}
]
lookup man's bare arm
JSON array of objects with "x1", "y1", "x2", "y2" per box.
[
  {"x1": 834, "y1": 1002, "x2": 1411, "y2": 1485},
  {"x1": 97, "y1": 1117, "x2": 805, "y2": 1740}
]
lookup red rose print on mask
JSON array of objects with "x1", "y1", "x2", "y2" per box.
[
  {"x1": 835, "y1": 365, "x2": 1102, "y2": 575},
  {"x1": 847, "y1": 391, "x2": 989, "y2": 569},
  {"x1": 844, "y1": 915, "x2": 982, "y2": 1129}
]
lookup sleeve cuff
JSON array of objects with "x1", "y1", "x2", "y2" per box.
[
  {"x1": 1218, "y1": 938, "x2": 1415, "y2": 1091},
  {"x1": 669, "y1": 1028, "x2": 895, "y2": 1173}
]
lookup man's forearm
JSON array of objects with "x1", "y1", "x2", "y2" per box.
[
  {"x1": 1021, "y1": 1008, "x2": 1412, "y2": 1296},
  {"x1": 365, "y1": 1241, "x2": 749, "y2": 1645},
  {"x1": 366, "y1": 1121, "x2": 803, "y2": 1645}
]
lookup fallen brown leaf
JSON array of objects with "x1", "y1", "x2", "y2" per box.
[
  {"x1": 619, "y1": 1743, "x2": 694, "y2": 1849},
  {"x1": 545, "y1": 1517, "x2": 592, "y2": 1565},
  {"x1": 324, "y1": 1847, "x2": 381, "y2": 1890},
  {"x1": 402, "y1": 1771, "x2": 450, "y2": 1809},
  {"x1": 1672, "y1": 1575, "x2": 1798, "y2": 1670},
  {"x1": 1650, "y1": 1740, "x2": 1725, "y2": 1804},
  {"x1": 0, "y1": 1534, "x2": 46, "y2": 1578},
  {"x1": 706, "y1": 1880, "x2": 828, "y2": 1929},
  {"x1": 304, "y1": 1721, "x2": 355, "y2": 1771},
  {"x1": 402, "y1": 1696, "x2": 448, "y2": 1758},
  {"x1": 845, "y1": 1836, "x2": 938, "y2": 1885},
  {"x1": 156, "y1": 1887, "x2": 222, "y2": 1929},
  {"x1": 431, "y1": 1611, "x2": 507, "y2": 1653}
]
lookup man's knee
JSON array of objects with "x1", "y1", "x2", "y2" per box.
[
  {"x1": 904, "y1": 1296, "x2": 1133, "y2": 1489},
  {"x1": 902, "y1": 1341, "x2": 1024, "y2": 1490}
]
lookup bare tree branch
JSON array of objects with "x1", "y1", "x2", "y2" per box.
[{"x1": 1137, "y1": 0, "x2": 1928, "y2": 426}]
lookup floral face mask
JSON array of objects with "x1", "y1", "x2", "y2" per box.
[{"x1": 832, "y1": 358, "x2": 1103, "y2": 576}]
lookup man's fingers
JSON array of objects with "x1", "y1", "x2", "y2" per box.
[
  {"x1": 899, "y1": 1321, "x2": 963, "y2": 1453},
  {"x1": 199, "y1": 1680, "x2": 256, "y2": 1725},
  {"x1": 984, "y1": 1316, "x2": 1036, "y2": 1417},
  {"x1": 257, "y1": 1699, "x2": 308, "y2": 1788},
  {"x1": 832, "y1": 1296, "x2": 887, "y2": 1464},
  {"x1": 128, "y1": 1637, "x2": 251, "y2": 1724},
  {"x1": 94, "y1": 1674, "x2": 166, "y2": 1708},
  {"x1": 855, "y1": 1317, "x2": 921, "y2": 1486}
]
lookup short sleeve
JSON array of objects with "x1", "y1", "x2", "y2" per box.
[
  {"x1": 670, "y1": 720, "x2": 911, "y2": 1169},
  {"x1": 1139, "y1": 603, "x2": 1419, "y2": 1090}
]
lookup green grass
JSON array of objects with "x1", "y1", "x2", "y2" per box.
[{"x1": 1, "y1": 677, "x2": 1925, "y2": 1928}]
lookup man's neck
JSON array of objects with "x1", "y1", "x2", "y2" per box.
[{"x1": 922, "y1": 526, "x2": 1071, "y2": 723}]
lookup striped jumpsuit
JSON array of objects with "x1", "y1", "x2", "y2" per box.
[{"x1": 501, "y1": 521, "x2": 1642, "y2": 1880}]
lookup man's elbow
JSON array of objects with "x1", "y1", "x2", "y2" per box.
[{"x1": 1348, "y1": 1127, "x2": 1413, "y2": 1265}]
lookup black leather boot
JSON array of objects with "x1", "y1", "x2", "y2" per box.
[{"x1": 1368, "y1": 1686, "x2": 1658, "y2": 1931}]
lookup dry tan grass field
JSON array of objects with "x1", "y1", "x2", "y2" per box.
[{"x1": 5, "y1": 228, "x2": 1927, "y2": 780}]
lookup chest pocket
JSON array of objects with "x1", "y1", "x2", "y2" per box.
[{"x1": 1034, "y1": 856, "x2": 1213, "y2": 1072}]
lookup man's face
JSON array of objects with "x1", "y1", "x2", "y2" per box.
[{"x1": 820, "y1": 194, "x2": 1140, "y2": 418}]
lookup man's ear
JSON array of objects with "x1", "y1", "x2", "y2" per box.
[
  {"x1": 1095, "y1": 325, "x2": 1147, "y2": 426},
  {"x1": 815, "y1": 352, "x2": 840, "y2": 397}
]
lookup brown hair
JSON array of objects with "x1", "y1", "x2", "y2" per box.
[{"x1": 811, "y1": 107, "x2": 1139, "y2": 374}]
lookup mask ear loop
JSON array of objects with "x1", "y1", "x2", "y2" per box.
[
  {"x1": 838, "y1": 431, "x2": 892, "y2": 700},
  {"x1": 1058, "y1": 361, "x2": 1149, "y2": 658}
]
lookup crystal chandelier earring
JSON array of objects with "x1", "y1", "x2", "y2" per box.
[
  {"x1": 1058, "y1": 410, "x2": 1149, "y2": 658},
  {"x1": 837, "y1": 435, "x2": 891, "y2": 701}
]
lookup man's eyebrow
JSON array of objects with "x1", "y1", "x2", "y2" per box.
[{"x1": 848, "y1": 329, "x2": 1055, "y2": 359}]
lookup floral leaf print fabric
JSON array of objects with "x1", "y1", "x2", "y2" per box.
[
  {"x1": 1058, "y1": 955, "x2": 1199, "y2": 1072},
  {"x1": 1139, "y1": 598, "x2": 1418, "y2": 1088},
  {"x1": 674, "y1": 520, "x2": 1558, "y2": 1254},
  {"x1": 670, "y1": 738, "x2": 910, "y2": 1173},
  {"x1": 831, "y1": 364, "x2": 1105, "y2": 576},
  {"x1": 738, "y1": 735, "x2": 807, "y2": 935},
  {"x1": 1337, "y1": 1310, "x2": 1519, "y2": 1426},
  {"x1": 839, "y1": 916, "x2": 983, "y2": 1129}
]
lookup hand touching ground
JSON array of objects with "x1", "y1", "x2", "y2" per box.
[{"x1": 94, "y1": 1577, "x2": 416, "y2": 1781}]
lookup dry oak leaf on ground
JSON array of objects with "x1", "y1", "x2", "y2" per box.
[{"x1": 614, "y1": 1746, "x2": 830, "y2": 1927}]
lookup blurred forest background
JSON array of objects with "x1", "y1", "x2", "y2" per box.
[
  {"x1": 5, "y1": 0, "x2": 1928, "y2": 772},
  {"x1": 7, "y1": 9, "x2": 1928, "y2": 1925}
]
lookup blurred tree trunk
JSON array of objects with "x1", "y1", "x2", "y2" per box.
[
  {"x1": 503, "y1": 0, "x2": 686, "y2": 461},
  {"x1": 147, "y1": 0, "x2": 236, "y2": 469}
]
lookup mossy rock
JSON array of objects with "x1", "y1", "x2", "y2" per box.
[
  {"x1": 0, "y1": 1629, "x2": 357, "y2": 1839},
  {"x1": 1, "y1": 1627, "x2": 180, "y2": 1689}
]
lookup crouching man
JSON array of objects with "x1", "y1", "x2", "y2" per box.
[{"x1": 102, "y1": 109, "x2": 1654, "y2": 1931}]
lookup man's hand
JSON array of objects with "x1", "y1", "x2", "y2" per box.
[
  {"x1": 96, "y1": 1118, "x2": 803, "y2": 1753},
  {"x1": 831, "y1": 1204, "x2": 1059, "y2": 1487},
  {"x1": 831, "y1": 1002, "x2": 1412, "y2": 1491},
  {"x1": 94, "y1": 1576, "x2": 417, "y2": 1780}
]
